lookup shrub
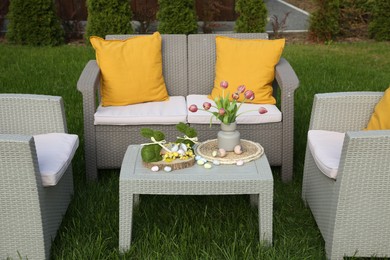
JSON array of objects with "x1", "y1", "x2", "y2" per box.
[
  {"x1": 6, "y1": 0, "x2": 64, "y2": 46},
  {"x1": 339, "y1": 0, "x2": 373, "y2": 38},
  {"x1": 309, "y1": 0, "x2": 340, "y2": 42},
  {"x1": 369, "y1": 0, "x2": 390, "y2": 41},
  {"x1": 234, "y1": 0, "x2": 267, "y2": 33},
  {"x1": 157, "y1": 0, "x2": 198, "y2": 34},
  {"x1": 85, "y1": 0, "x2": 133, "y2": 42}
]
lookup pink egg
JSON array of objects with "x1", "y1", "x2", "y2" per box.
[{"x1": 234, "y1": 145, "x2": 243, "y2": 155}]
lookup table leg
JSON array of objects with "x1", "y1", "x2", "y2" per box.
[
  {"x1": 258, "y1": 191, "x2": 273, "y2": 246},
  {"x1": 119, "y1": 192, "x2": 135, "y2": 253}
]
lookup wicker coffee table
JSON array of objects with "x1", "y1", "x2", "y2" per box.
[{"x1": 119, "y1": 145, "x2": 274, "y2": 252}]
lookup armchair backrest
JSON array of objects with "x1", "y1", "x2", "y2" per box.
[
  {"x1": 309, "y1": 92, "x2": 383, "y2": 132},
  {"x1": 187, "y1": 33, "x2": 269, "y2": 95},
  {"x1": 105, "y1": 34, "x2": 188, "y2": 97},
  {"x1": 0, "y1": 94, "x2": 67, "y2": 135}
]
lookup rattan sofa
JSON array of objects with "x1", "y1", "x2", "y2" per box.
[
  {"x1": 77, "y1": 33, "x2": 299, "y2": 181},
  {"x1": 0, "y1": 94, "x2": 75, "y2": 260},
  {"x1": 302, "y1": 92, "x2": 390, "y2": 260}
]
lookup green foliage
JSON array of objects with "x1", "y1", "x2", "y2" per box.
[
  {"x1": 140, "y1": 128, "x2": 165, "y2": 162},
  {"x1": 234, "y1": 0, "x2": 268, "y2": 33},
  {"x1": 176, "y1": 122, "x2": 197, "y2": 146},
  {"x1": 6, "y1": 0, "x2": 64, "y2": 46},
  {"x1": 85, "y1": 0, "x2": 133, "y2": 42},
  {"x1": 140, "y1": 128, "x2": 155, "y2": 138},
  {"x1": 309, "y1": 0, "x2": 340, "y2": 42},
  {"x1": 157, "y1": 0, "x2": 198, "y2": 34},
  {"x1": 369, "y1": 0, "x2": 390, "y2": 41},
  {"x1": 339, "y1": 0, "x2": 373, "y2": 38}
]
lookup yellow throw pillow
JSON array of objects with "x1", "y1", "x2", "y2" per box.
[
  {"x1": 365, "y1": 87, "x2": 390, "y2": 130},
  {"x1": 90, "y1": 32, "x2": 169, "y2": 106},
  {"x1": 209, "y1": 36, "x2": 285, "y2": 104}
]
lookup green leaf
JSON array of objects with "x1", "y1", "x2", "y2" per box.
[
  {"x1": 223, "y1": 115, "x2": 229, "y2": 124},
  {"x1": 176, "y1": 122, "x2": 188, "y2": 133},
  {"x1": 140, "y1": 128, "x2": 154, "y2": 138}
]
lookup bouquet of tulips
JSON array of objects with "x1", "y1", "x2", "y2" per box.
[{"x1": 188, "y1": 81, "x2": 268, "y2": 125}]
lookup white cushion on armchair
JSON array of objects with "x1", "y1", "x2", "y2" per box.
[
  {"x1": 94, "y1": 96, "x2": 187, "y2": 125},
  {"x1": 34, "y1": 133, "x2": 79, "y2": 187},
  {"x1": 308, "y1": 130, "x2": 345, "y2": 179}
]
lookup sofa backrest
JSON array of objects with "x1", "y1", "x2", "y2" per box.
[
  {"x1": 187, "y1": 33, "x2": 269, "y2": 95},
  {"x1": 105, "y1": 34, "x2": 188, "y2": 97}
]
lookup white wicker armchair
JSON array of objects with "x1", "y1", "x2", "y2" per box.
[
  {"x1": 302, "y1": 92, "x2": 390, "y2": 260},
  {"x1": 0, "y1": 94, "x2": 77, "y2": 260}
]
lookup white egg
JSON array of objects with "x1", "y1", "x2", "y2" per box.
[
  {"x1": 236, "y1": 160, "x2": 244, "y2": 166},
  {"x1": 164, "y1": 166, "x2": 172, "y2": 172},
  {"x1": 180, "y1": 143, "x2": 188, "y2": 152},
  {"x1": 170, "y1": 144, "x2": 179, "y2": 152},
  {"x1": 151, "y1": 166, "x2": 159, "y2": 172},
  {"x1": 195, "y1": 155, "x2": 202, "y2": 161},
  {"x1": 177, "y1": 149, "x2": 185, "y2": 155},
  {"x1": 213, "y1": 160, "x2": 220, "y2": 166}
]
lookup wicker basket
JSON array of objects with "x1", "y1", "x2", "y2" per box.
[{"x1": 196, "y1": 139, "x2": 264, "y2": 164}]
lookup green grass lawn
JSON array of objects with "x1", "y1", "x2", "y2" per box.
[{"x1": 0, "y1": 40, "x2": 389, "y2": 259}]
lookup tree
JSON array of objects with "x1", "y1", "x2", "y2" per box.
[
  {"x1": 6, "y1": 0, "x2": 64, "y2": 46},
  {"x1": 85, "y1": 0, "x2": 133, "y2": 42},
  {"x1": 234, "y1": 0, "x2": 268, "y2": 33},
  {"x1": 369, "y1": 0, "x2": 390, "y2": 41},
  {"x1": 309, "y1": 0, "x2": 340, "y2": 42},
  {"x1": 157, "y1": 0, "x2": 198, "y2": 34}
]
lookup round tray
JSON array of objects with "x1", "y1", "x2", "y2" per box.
[
  {"x1": 195, "y1": 139, "x2": 264, "y2": 164},
  {"x1": 143, "y1": 157, "x2": 195, "y2": 170}
]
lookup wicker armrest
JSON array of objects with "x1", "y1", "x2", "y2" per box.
[
  {"x1": 77, "y1": 60, "x2": 101, "y2": 179},
  {"x1": 309, "y1": 92, "x2": 383, "y2": 132},
  {"x1": 0, "y1": 133, "x2": 74, "y2": 259},
  {"x1": 76, "y1": 59, "x2": 100, "y2": 128},
  {"x1": 336, "y1": 130, "x2": 390, "y2": 181},
  {"x1": 274, "y1": 58, "x2": 299, "y2": 109},
  {"x1": 77, "y1": 60, "x2": 100, "y2": 105},
  {"x1": 0, "y1": 94, "x2": 67, "y2": 135}
]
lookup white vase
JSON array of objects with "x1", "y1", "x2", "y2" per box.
[{"x1": 217, "y1": 122, "x2": 240, "y2": 152}]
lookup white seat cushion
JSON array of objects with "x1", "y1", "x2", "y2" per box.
[
  {"x1": 186, "y1": 95, "x2": 282, "y2": 124},
  {"x1": 308, "y1": 130, "x2": 345, "y2": 179},
  {"x1": 94, "y1": 96, "x2": 187, "y2": 125},
  {"x1": 33, "y1": 133, "x2": 79, "y2": 187}
]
